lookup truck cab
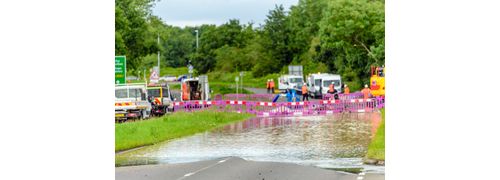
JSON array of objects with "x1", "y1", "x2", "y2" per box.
[
  {"x1": 370, "y1": 66, "x2": 385, "y2": 97},
  {"x1": 115, "y1": 84, "x2": 152, "y2": 122},
  {"x1": 181, "y1": 75, "x2": 210, "y2": 101},
  {"x1": 278, "y1": 75, "x2": 304, "y2": 92},
  {"x1": 307, "y1": 73, "x2": 342, "y2": 98},
  {"x1": 147, "y1": 83, "x2": 174, "y2": 116}
]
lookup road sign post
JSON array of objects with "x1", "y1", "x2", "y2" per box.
[
  {"x1": 115, "y1": 56, "x2": 126, "y2": 84},
  {"x1": 150, "y1": 66, "x2": 159, "y2": 84},
  {"x1": 235, "y1": 77, "x2": 239, "y2": 100},
  {"x1": 188, "y1": 64, "x2": 194, "y2": 78}
]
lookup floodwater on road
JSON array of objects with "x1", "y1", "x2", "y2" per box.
[{"x1": 116, "y1": 112, "x2": 384, "y2": 173}]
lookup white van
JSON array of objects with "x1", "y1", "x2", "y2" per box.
[
  {"x1": 278, "y1": 74, "x2": 304, "y2": 92},
  {"x1": 306, "y1": 73, "x2": 342, "y2": 98}
]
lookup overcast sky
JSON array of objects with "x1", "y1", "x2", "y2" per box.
[{"x1": 152, "y1": 0, "x2": 298, "y2": 27}]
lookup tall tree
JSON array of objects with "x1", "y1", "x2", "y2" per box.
[
  {"x1": 115, "y1": 0, "x2": 159, "y2": 74},
  {"x1": 318, "y1": 0, "x2": 385, "y2": 88},
  {"x1": 261, "y1": 5, "x2": 293, "y2": 71}
]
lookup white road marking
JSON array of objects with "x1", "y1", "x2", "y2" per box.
[
  {"x1": 359, "y1": 172, "x2": 365, "y2": 176},
  {"x1": 176, "y1": 157, "x2": 231, "y2": 180},
  {"x1": 357, "y1": 177, "x2": 364, "y2": 180}
]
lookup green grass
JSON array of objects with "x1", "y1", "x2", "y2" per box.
[
  {"x1": 210, "y1": 82, "x2": 253, "y2": 95},
  {"x1": 115, "y1": 111, "x2": 254, "y2": 152},
  {"x1": 208, "y1": 71, "x2": 280, "y2": 89},
  {"x1": 169, "y1": 83, "x2": 180, "y2": 90},
  {"x1": 366, "y1": 108, "x2": 385, "y2": 160},
  {"x1": 160, "y1": 67, "x2": 189, "y2": 77}
]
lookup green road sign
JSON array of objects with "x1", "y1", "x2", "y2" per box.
[{"x1": 115, "y1": 56, "x2": 126, "y2": 84}]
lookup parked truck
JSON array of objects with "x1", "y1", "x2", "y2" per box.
[
  {"x1": 115, "y1": 83, "x2": 152, "y2": 122},
  {"x1": 181, "y1": 75, "x2": 211, "y2": 101},
  {"x1": 278, "y1": 65, "x2": 304, "y2": 93},
  {"x1": 306, "y1": 73, "x2": 342, "y2": 99}
]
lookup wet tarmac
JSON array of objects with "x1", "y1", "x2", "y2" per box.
[{"x1": 116, "y1": 112, "x2": 383, "y2": 173}]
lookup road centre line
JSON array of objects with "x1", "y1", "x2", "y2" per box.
[{"x1": 176, "y1": 157, "x2": 231, "y2": 180}]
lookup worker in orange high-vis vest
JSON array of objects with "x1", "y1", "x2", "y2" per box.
[
  {"x1": 301, "y1": 83, "x2": 309, "y2": 101},
  {"x1": 361, "y1": 84, "x2": 371, "y2": 99},
  {"x1": 344, "y1": 84, "x2": 350, "y2": 94},
  {"x1": 182, "y1": 82, "x2": 189, "y2": 100},
  {"x1": 266, "y1": 79, "x2": 271, "y2": 93},
  {"x1": 269, "y1": 79, "x2": 275, "y2": 94}
]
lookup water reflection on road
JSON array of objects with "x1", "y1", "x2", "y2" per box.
[{"x1": 116, "y1": 112, "x2": 383, "y2": 173}]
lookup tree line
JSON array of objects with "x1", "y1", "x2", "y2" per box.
[{"x1": 115, "y1": 0, "x2": 384, "y2": 90}]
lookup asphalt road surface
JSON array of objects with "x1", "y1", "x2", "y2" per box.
[
  {"x1": 245, "y1": 87, "x2": 268, "y2": 94},
  {"x1": 116, "y1": 157, "x2": 384, "y2": 180}
]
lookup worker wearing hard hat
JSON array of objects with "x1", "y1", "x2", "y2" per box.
[
  {"x1": 361, "y1": 84, "x2": 371, "y2": 99},
  {"x1": 301, "y1": 83, "x2": 309, "y2": 101},
  {"x1": 344, "y1": 84, "x2": 350, "y2": 95},
  {"x1": 328, "y1": 82, "x2": 338, "y2": 94},
  {"x1": 269, "y1": 79, "x2": 275, "y2": 94},
  {"x1": 266, "y1": 79, "x2": 271, "y2": 94},
  {"x1": 327, "y1": 82, "x2": 339, "y2": 100}
]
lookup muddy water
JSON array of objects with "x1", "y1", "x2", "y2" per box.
[{"x1": 116, "y1": 112, "x2": 383, "y2": 173}]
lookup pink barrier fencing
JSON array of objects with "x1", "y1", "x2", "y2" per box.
[
  {"x1": 322, "y1": 92, "x2": 365, "y2": 100},
  {"x1": 172, "y1": 97, "x2": 385, "y2": 117},
  {"x1": 219, "y1": 93, "x2": 368, "y2": 102}
]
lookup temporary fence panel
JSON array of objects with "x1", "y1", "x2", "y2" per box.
[{"x1": 171, "y1": 97, "x2": 385, "y2": 117}]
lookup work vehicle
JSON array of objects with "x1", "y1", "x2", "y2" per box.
[
  {"x1": 278, "y1": 65, "x2": 304, "y2": 93},
  {"x1": 147, "y1": 83, "x2": 174, "y2": 116},
  {"x1": 370, "y1": 66, "x2": 385, "y2": 97},
  {"x1": 159, "y1": 75, "x2": 177, "y2": 82},
  {"x1": 181, "y1": 75, "x2": 211, "y2": 101},
  {"x1": 126, "y1": 76, "x2": 139, "y2": 81},
  {"x1": 177, "y1": 75, "x2": 188, "y2": 82},
  {"x1": 115, "y1": 84, "x2": 152, "y2": 122},
  {"x1": 306, "y1": 73, "x2": 342, "y2": 98}
]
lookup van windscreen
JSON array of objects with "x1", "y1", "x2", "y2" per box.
[
  {"x1": 289, "y1": 78, "x2": 303, "y2": 83},
  {"x1": 323, "y1": 80, "x2": 340, "y2": 87}
]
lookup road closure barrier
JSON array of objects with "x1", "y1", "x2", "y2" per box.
[{"x1": 172, "y1": 96, "x2": 385, "y2": 117}]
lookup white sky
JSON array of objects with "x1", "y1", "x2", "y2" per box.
[{"x1": 152, "y1": 0, "x2": 299, "y2": 27}]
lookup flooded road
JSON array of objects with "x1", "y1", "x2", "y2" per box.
[{"x1": 116, "y1": 112, "x2": 383, "y2": 173}]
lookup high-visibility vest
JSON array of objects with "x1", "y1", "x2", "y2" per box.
[
  {"x1": 266, "y1": 82, "x2": 270, "y2": 88},
  {"x1": 302, "y1": 85, "x2": 308, "y2": 94},
  {"x1": 270, "y1": 81, "x2": 275, "y2": 88},
  {"x1": 328, "y1": 84, "x2": 334, "y2": 92},
  {"x1": 344, "y1": 87, "x2": 350, "y2": 94}
]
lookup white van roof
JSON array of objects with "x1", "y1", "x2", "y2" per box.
[
  {"x1": 281, "y1": 74, "x2": 303, "y2": 78},
  {"x1": 309, "y1": 73, "x2": 341, "y2": 79}
]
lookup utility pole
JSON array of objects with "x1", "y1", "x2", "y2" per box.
[{"x1": 157, "y1": 33, "x2": 160, "y2": 76}]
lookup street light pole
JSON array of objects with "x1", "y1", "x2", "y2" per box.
[
  {"x1": 195, "y1": 29, "x2": 199, "y2": 50},
  {"x1": 157, "y1": 33, "x2": 160, "y2": 76}
]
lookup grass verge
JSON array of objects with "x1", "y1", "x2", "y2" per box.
[
  {"x1": 210, "y1": 82, "x2": 253, "y2": 95},
  {"x1": 115, "y1": 111, "x2": 255, "y2": 152},
  {"x1": 208, "y1": 71, "x2": 280, "y2": 89},
  {"x1": 366, "y1": 108, "x2": 385, "y2": 160}
]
